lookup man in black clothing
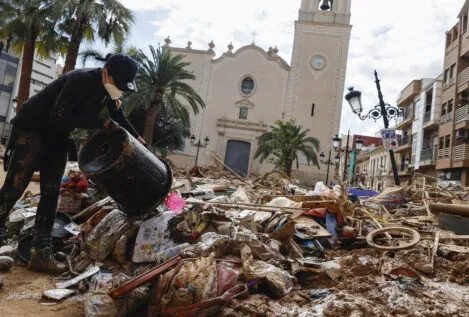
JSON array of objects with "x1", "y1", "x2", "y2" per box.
[{"x1": 0, "y1": 54, "x2": 147, "y2": 274}]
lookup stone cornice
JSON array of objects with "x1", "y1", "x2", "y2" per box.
[
  {"x1": 212, "y1": 44, "x2": 290, "y2": 71},
  {"x1": 295, "y1": 21, "x2": 352, "y2": 35},
  {"x1": 170, "y1": 47, "x2": 214, "y2": 56}
]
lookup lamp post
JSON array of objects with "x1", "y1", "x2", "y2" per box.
[
  {"x1": 320, "y1": 149, "x2": 340, "y2": 186},
  {"x1": 190, "y1": 134, "x2": 210, "y2": 167},
  {"x1": 345, "y1": 70, "x2": 403, "y2": 185},
  {"x1": 332, "y1": 132, "x2": 364, "y2": 182}
]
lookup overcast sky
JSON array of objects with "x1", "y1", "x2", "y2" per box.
[{"x1": 93, "y1": 0, "x2": 465, "y2": 136}]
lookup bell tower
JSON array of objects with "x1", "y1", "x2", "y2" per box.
[{"x1": 283, "y1": 0, "x2": 352, "y2": 183}]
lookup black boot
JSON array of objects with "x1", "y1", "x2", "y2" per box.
[
  {"x1": 27, "y1": 246, "x2": 67, "y2": 275},
  {"x1": 27, "y1": 233, "x2": 67, "y2": 275}
]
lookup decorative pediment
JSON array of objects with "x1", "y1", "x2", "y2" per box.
[{"x1": 235, "y1": 99, "x2": 255, "y2": 109}]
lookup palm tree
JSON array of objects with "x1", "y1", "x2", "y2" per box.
[
  {"x1": 59, "y1": 0, "x2": 134, "y2": 73},
  {"x1": 254, "y1": 119, "x2": 320, "y2": 177},
  {"x1": 79, "y1": 41, "x2": 138, "y2": 67},
  {"x1": 128, "y1": 108, "x2": 190, "y2": 157},
  {"x1": 0, "y1": 0, "x2": 68, "y2": 111},
  {"x1": 131, "y1": 45, "x2": 206, "y2": 146}
]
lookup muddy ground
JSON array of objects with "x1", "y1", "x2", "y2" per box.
[{"x1": 0, "y1": 168, "x2": 84, "y2": 316}]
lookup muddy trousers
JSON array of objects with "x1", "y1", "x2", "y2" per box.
[{"x1": 0, "y1": 130, "x2": 67, "y2": 249}]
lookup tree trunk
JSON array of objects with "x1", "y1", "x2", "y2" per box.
[
  {"x1": 285, "y1": 163, "x2": 292, "y2": 177},
  {"x1": 63, "y1": 17, "x2": 85, "y2": 73},
  {"x1": 143, "y1": 103, "x2": 157, "y2": 146},
  {"x1": 17, "y1": 32, "x2": 36, "y2": 112}
]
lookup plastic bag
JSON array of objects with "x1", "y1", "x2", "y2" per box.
[
  {"x1": 191, "y1": 232, "x2": 230, "y2": 258},
  {"x1": 216, "y1": 264, "x2": 238, "y2": 296},
  {"x1": 57, "y1": 191, "x2": 82, "y2": 214},
  {"x1": 43, "y1": 289, "x2": 76, "y2": 301},
  {"x1": 85, "y1": 209, "x2": 131, "y2": 261},
  {"x1": 90, "y1": 273, "x2": 114, "y2": 292},
  {"x1": 84, "y1": 294, "x2": 119, "y2": 317},
  {"x1": 163, "y1": 255, "x2": 218, "y2": 306},
  {"x1": 265, "y1": 197, "x2": 299, "y2": 208},
  {"x1": 165, "y1": 192, "x2": 186, "y2": 214},
  {"x1": 240, "y1": 245, "x2": 293, "y2": 297},
  {"x1": 132, "y1": 212, "x2": 177, "y2": 263},
  {"x1": 230, "y1": 187, "x2": 250, "y2": 204}
]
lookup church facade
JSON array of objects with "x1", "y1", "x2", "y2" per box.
[{"x1": 168, "y1": 0, "x2": 352, "y2": 184}]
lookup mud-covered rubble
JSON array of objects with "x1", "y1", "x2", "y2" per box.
[{"x1": 4, "y1": 163, "x2": 469, "y2": 316}]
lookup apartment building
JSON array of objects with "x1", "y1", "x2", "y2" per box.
[
  {"x1": 435, "y1": 0, "x2": 469, "y2": 185},
  {"x1": 393, "y1": 80, "x2": 420, "y2": 182},
  {"x1": 411, "y1": 77, "x2": 442, "y2": 178},
  {"x1": 355, "y1": 146, "x2": 403, "y2": 192},
  {"x1": 0, "y1": 52, "x2": 60, "y2": 142},
  {"x1": 392, "y1": 76, "x2": 442, "y2": 180},
  {"x1": 336, "y1": 134, "x2": 382, "y2": 181},
  {"x1": 0, "y1": 45, "x2": 20, "y2": 143}
]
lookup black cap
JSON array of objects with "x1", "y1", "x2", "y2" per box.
[{"x1": 105, "y1": 54, "x2": 138, "y2": 92}]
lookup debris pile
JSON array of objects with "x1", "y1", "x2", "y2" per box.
[{"x1": 4, "y1": 165, "x2": 469, "y2": 316}]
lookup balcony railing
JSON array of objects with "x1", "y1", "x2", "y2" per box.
[
  {"x1": 452, "y1": 144, "x2": 469, "y2": 161},
  {"x1": 420, "y1": 148, "x2": 435, "y2": 161},
  {"x1": 423, "y1": 111, "x2": 431, "y2": 123},
  {"x1": 456, "y1": 104, "x2": 469, "y2": 123},
  {"x1": 440, "y1": 111, "x2": 453, "y2": 124},
  {"x1": 458, "y1": 66, "x2": 469, "y2": 87},
  {"x1": 443, "y1": 77, "x2": 456, "y2": 89},
  {"x1": 438, "y1": 148, "x2": 450, "y2": 159}
]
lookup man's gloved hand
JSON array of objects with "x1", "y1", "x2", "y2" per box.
[{"x1": 103, "y1": 119, "x2": 119, "y2": 130}]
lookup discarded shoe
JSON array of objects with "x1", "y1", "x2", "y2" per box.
[{"x1": 27, "y1": 247, "x2": 67, "y2": 275}]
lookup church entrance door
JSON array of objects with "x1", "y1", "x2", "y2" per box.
[{"x1": 224, "y1": 140, "x2": 251, "y2": 177}]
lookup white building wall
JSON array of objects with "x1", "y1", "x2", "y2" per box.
[
  {"x1": 432, "y1": 81, "x2": 442, "y2": 122},
  {"x1": 8, "y1": 52, "x2": 60, "y2": 127},
  {"x1": 412, "y1": 95, "x2": 424, "y2": 169}
]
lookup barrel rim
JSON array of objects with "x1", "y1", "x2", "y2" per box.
[{"x1": 78, "y1": 127, "x2": 131, "y2": 177}]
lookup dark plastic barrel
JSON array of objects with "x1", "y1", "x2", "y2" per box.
[{"x1": 78, "y1": 127, "x2": 172, "y2": 215}]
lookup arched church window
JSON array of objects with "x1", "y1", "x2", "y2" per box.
[{"x1": 241, "y1": 77, "x2": 255, "y2": 96}]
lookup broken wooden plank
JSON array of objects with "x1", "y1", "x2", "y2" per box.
[
  {"x1": 71, "y1": 197, "x2": 112, "y2": 222},
  {"x1": 109, "y1": 256, "x2": 181, "y2": 299},
  {"x1": 423, "y1": 200, "x2": 434, "y2": 217},
  {"x1": 438, "y1": 243, "x2": 469, "y2": 254},
  {"x1": 439, "y1": 233, "x2": 469, "y2": 240}
]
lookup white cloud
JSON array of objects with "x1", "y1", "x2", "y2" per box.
[{"x1": 119, "y1": 0, "x2": 465, "y2": 136}]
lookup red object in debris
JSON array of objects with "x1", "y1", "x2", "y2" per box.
[
  {"x1": 303, "y1": 208, "x2": 344, "y2": 224},
  {"x1": 61, "y1": 176, "x2": 88, "y2": 193}
]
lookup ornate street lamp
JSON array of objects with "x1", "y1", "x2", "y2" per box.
[
  {"x1": 345, "y1": 70, "x2": 403, "y2": 185},
  {"x1": 335, "y1": 131, "x2": 364, "y2": 182},
  {"x1": 332, "y1": 135, "x2": 341, "y2": 150},
  {"x1": 320, "y1": 149, "x2": 339, "y2": 186},
  {"x1": 355, "y1": 138, "x2": 364, "y2": 151},
  {"x1": 190, "y1": 134, "x2": 210, "y2": 167}
]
